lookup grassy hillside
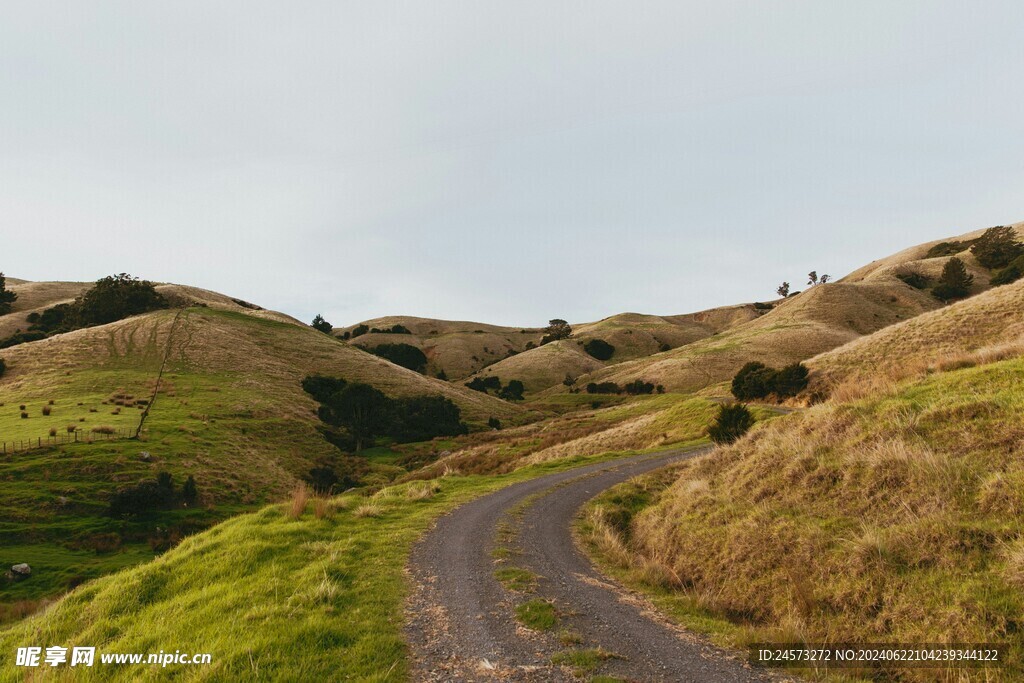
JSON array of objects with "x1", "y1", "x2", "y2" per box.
[
  {"x1": 807, "y1": 277, "x2": 1024, "y2": 398},
  {"x1": 0, "y1": 305, "x2": 526, "y2": 608},
  {"x1": 583, "y1": 353, "x2": 1024, "y2": 680},
  {"x1": 338, "y1": 316, "x2": 541, "y2": 380}
]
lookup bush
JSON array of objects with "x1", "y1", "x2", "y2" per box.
[
  {"x1": 753, "y1": 302, "x2": 773, "y2": 311},
  {"x1": 311, "y1": 314, "x2": 333, "y2": 334},
  {"x1": 465, "y1": 376, "x2": 501, "y2": 393},
  {"x1": 896, "y1": 270, "x2": 930, "y2": 289},
  {"x1": 623, "y1": 379, "x2": 655, "y2": 395},
  {"x1": 487, "y1": 417, "x2": 502, "y2": 430},
  {"x1": 586, "y1": 382, "x2": 621, "y2": 395},
  {"x1": 108, "y1": 471, "x2": 176, "y2": 516},
  {"x1": 0, "y1": 330, "x2": 46, "y2": 349},
  {"x1": 350, "y1": 324, "x2": 369, "y2": 338},
  {"x1": 932, "y1": 257, "x2": 974, "y2": 301},
  {"x1": 368, "y1": 343, "x2": 427, "y2": 373},
  {"x1": 182, "y1": 476, "x2": 198, "y2": 505},
  {"x1": 990, "y1": 254, "x2": 1024, "y2": 286},
  {"x1": 0, "y1": 357, "x2": 5, "y2": 378},
  {"x1": 708, "y1": 404, "x2": 755, "y2": 444},
  {"x1": 583, "y1": 339, "x2": 615, "y2": 361},
  {"x1": 76, "y1": 273, "x2": 168, "y2": 326},
  {"x1": 0, "y1": 273, "x2": 16, "y2": 315},
  {"x1": 971, "y1": 226, "x2": 1022, "y2": 269},
  {"x1": 498, "y1": 379, "x2": 525, "y2": 401},
  {"x1": 731, "y1": 362, "x2": 809, "y2": 400},
  {"x1": 925, "y1": 239, "x2": 976, "y2": 258}
]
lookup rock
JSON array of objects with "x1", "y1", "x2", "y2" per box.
[
  {"x1": 139, "y1": 451, "x2": 152, "y2": 462},
  {"x1": 10, "y1": 563, "x2": 31, "y2": 580}
]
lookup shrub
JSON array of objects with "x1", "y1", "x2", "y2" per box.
[
  {"x1": 350, "y1": 324, "x2": 369, "y2": 338},
  {"x1": 487, "y1": 417, "x2": 502, "y2": 430},
  {"x1": 926, "y1": 239, "x2": 976, "y2": 258},
  {"x1": 586, "y1": 382, "x2": 621, "y2": 395},
  {"x1": 658, "y1": 342, "x2": 671, "y2": 352},
  {"x1": 753, "y1": 302, "x2": 773, "y2": 311},
  {"x1": 932, "y1": 257, "x2": 974, "y2": 301},
  {"x1": 990, "y1": 254, "x2": 1024, "y2": 286},
  {"x1": 465, "y1": 376, "x2": 501, "y2": 393},
  {"x1": 368, "y1": 343, "x2": 427, "y2": 373},
  {"x1": 76, "y1": 273, "x2": 168, "y2": 326},
  {"x1": 776, "y1": 282, "x2": 790, "y2": 297},
  {"x1": 896, "y1": 270, "x2": 930, "y2": 289},
  {"x1": 0, "y1": 357, "x2": 5, "y2": 378},
  {"x1": 731, "y1": 362, "x2": 809, "y2": 400},
  {"x1": 48, "y1": 428, "x2": 57, "y2": 437},
  {"x1": 498, "y1": 379, "x2": 525, "y2": 401},
  {"x1": 435, "y1": 369, "x2": 448, "y2": 381},
  {"x1": 307, "y1": 466, "x2": 338, "y2": 494},
  {"x1": 623, "y1": 380, "x2": 655, "y2": 395},
  {"x1": 182, "y1": 475, "x2": 198, "y2": 505},
  {"x1": 583, "y1": 339, "x2": 615, "y2": 361},
  {"x1": 108, "y1": 471, "x2": 175, "y2": 517},
  {"x1": 0, "y1": 273, "x2": 16, "y2": 315},
  {"x1": 41, "y1": 405, "x2": 51, "y2": 416},
  {"x1": 311, "y1": 314, "x2": 333, "y2": 334},
  {"x1": 971, "y1": 226, "x2": 1022, "y2": 269},
  {"x1": 708, "y1": 403, "x2": 755, "y2": 444},
  {"x1": 20, "y1": 412, "x2": 27, "y2": 419}
]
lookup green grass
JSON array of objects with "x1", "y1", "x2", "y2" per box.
[
  {"x1": 494, "y1": 566, "x2": 536, "y2": 592},
  {"x1": 550, "y1": 647, "x2": 619, "y2": 675},
  {"x1": 514, "y1": 599, "x2": 557, "y2": 631},
  {"x1": 0, "y1": 450, "x2": 630, "y2": 681}
]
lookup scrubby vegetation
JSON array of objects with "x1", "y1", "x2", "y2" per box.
[
  {"x1": 465, "y1": 375, "x2": 525, "y2": 400},
  {"x1": 583, "y1": 338, "x2": 615, "y2": 360},
  {"x1": 302, "y1": 375, "x2": 468, "y2": 451},
  {"x1": 108, "y1": 472, "x2": 193, "y2": 517},
  {"x1": 932, "y1": 256, "x2": 974, "y2": 301},
  {"x1": 311, "y1": 314, "x2": 333, "y2": 333},
  {"x1": 540, "y1": 318, "x2": 573, "y2": 345},
  {"x1": 0, "y1": 272, "x2": 16, "y2": 315},
  {"x1": 730, "y1": 362, "x2": 809, "y2": 400},
  {"x1": 707, "y1": 403, "x2": 754, "y2": 444},
  {"x1": 991, "y1": 255, "x2": 1024, "y2": 286},
  {"x1": 895, "y1": 269, "x2": 930, "y2": 289},
  {"x1": 368, "y1": 343, "x2": 428, "y2": 373},
  {"x1": 585, "y1": 380, "x2": 663, "y2": 396},
  {"x1": 970, "y1": 225, "x2": 1022, "y2": 269},
  {"x1": 925, "y1": 238, "x2": 978, "y2": 258}
]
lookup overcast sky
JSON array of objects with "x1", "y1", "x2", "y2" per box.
[{"x1": 2, "y1": 2, "x2": 1023, "y2": 326}]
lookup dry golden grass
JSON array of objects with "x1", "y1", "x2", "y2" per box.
[
  {"x1": 352, "y1": 503, "x2": 382, "y2": 518},
  {"x1": 313, "y1": 496, "x2": 330, "y2": 520},
  {"x1": 287, "y1": 483, "x2": 309, "y2": 519},
  {"x1": 599, "y1": 357, "x2": 1024, "y2": 679}
]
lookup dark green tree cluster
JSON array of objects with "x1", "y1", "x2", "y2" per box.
[
  {"x1": 465, "y1": 375, "x2": 525, "y2": 400},
  {"x1": 584, "y1": 380, "x2": 663, "y2": 395},
  {"x1": 540, "y1": 319, "x2": 572, "y2": 345},
  {"x1": 708, "y1": 403, "x2": 755, "y2": 444},
  {"x1": 991, "y1": 255, "x2": 1024, "y2": 286},
  {"x1": 311, "y1": 314, "x2": 333, "y2": 333},
  {"x1": 731, "y1": 362, "x2": 809, "y2": 400},
  {"x1": 932, "y1": 257, "x2": 974, "y2": 301},
  {"x1": 369, "y1": 343, "x2": 428, "y2": 373},
  {"x1": 2, "y1": 274, "x2": 167, "y2": 349},
  {"x1": 970, "y1": 226, "x2": 1022, "y2": 269},
  {"x1": 302, "y1": 375, "x2": 468, "y2": 451},
  {"x1": 0, "y1": 273, "x2": 17, "y2": 315},
  {"x1": 583, "y1": 338, "x2": 615, "y2": 360}
]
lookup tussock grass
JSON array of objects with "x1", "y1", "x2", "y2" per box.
[
  {"x1": 582, "y1": 357, "x2": 1024, "y2": 680},
  {"x1": 515, "y1": 599, "x2": 557, "y2": 631},
  {"x1": 287, "y1": 483, "x2": 309, "y2": 519},
  {"x1": 352, "y1": 503, "x2": 383, "y2": 518}
]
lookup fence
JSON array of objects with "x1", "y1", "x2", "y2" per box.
[{"x1": 1, "y1": 427, "x2": 135, "y2": 456}]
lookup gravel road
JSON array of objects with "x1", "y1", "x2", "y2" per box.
[{"x1": 406, "y1": 446, "x2": 785, "y2": 682}]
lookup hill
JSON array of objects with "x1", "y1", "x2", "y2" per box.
[
  {"x1": 560, "y1": 222, "x2": 1022, "y2": 396},
  {"x1": 463, "y1": 304, "x2": 760, "y2": 394},
  {"x1": 0, "y1": 293, "x2": 526, "y2": 607}
]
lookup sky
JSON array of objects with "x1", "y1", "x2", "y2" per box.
[{"x1": 2, "y1": 2, "x2": 1023, "y2": 327}]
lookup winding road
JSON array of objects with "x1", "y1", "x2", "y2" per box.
[{"x1": 406, "y1": 446, "x2": 784, "y2": 682}]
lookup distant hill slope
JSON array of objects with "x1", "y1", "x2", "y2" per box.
[
  {"x1": 462, "y1": 304, "x2": 760, "y2": 393},
  {"x1": 559, "y1": 221, "x2": 1022, "y2": 395}
]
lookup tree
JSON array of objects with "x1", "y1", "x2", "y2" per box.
[
  {"x1": 991, "y1": 255, "x2": 1024, "y2": 286},
  {"x1": 182, "y1": 475, "x2": 198, "y2": 505},
  {"x1": 807, "y1": 271, "x2": 818, "y2": 286},
  {"x1": 731, "y1": 362, "x2": 774, "y2": 400},
  {"x1": 776, "y1": 282, "x2": 790, "y2": 298},
  {"x1": 311, "y1": 314, "x2": 333, "y2": 334},
  {"x1": 773, "y1": 363, "x2": 810, "y2": 396},
  {"x1": 583, "y1": 338, "x2": 615, "y2": 361},
  {"x1": 540, "y1": 319, "x2": 572, "y2": 345},
  {"x1": 317, "y1": 382, "x2": 390, "y2": 451},
  {"x1": 819, "y1": 274, "x2": 831, "y2": 284},
  {"x1": 0, "y1": 273, "x2": 17, "y2": 315},
  {"x1": 932, "y1": 257, "x2": 974, "y2": 301},
  {"x1": 487, "y1": 417, "x2": 502, "y2": 430},
  {"x1": 708, "y1": 404, "x2": 755, "y2": 444},
  {"x1": 350, "y1": 324, "x2": 369, "y2": 338},
  {"x1": 76, "y1": 274, "x2": 167, "y2": 326},
  {"x1": 369, "y1": 343, "x2": 427, "y2": 373},
  {"x1": 971, "y1": 226, "x2": 1022, "y2": 269},
  {"x1": 498, "y1": 379, "x2": 525, "y2": 401}
]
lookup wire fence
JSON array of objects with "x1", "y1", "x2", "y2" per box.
[{"x1": 1, "y1": 427, "x2": 135, "y2": 456}]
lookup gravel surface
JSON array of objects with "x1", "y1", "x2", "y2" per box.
[{"x1": 406, "y1": 447, "x2": 788, "y2": 682}]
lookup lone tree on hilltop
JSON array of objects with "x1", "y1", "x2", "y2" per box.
[
  {"x1": 807, "y1": 272, "x2": 830, "y2": 286},
  {"x1": 311, "y1": 314, "x2": 333, "y2": 334},
  {"x1": 932, "y1": 257, "x2": 974, "y2": 302},
  {"x1": 540, "y1": 319, "x2": 573, "y2": 345},
  {"x1": 971, "y1": 225, "x2": 1023, "y2": 269},
  {"x1": 0, "y1": 273, "x2": 17, "y2": 315},
  {"x1": 75, "y1": 273, "x2": 167, "y2": 325},
  {"x1": 776, "y1": 282, "x2": 790, "y2": 298}
]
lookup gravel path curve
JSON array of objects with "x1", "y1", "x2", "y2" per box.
[{"x1": 406, "y1": 446, "x2": 786, "y2": 682}]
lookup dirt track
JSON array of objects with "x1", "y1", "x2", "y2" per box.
[{"x1": 406, "y1": 447, "x2": 784, "y2": 682}]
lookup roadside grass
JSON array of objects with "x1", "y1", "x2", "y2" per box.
[
  {"x1": 579, "y1": 357, "x2": 1024, "y2": 682},
  {"x1": 0, "y1": 450, "x2": 631, "y2": 681},
  {"x1": 515, "y1": 599, "x2": 558, "y2": 631}
]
